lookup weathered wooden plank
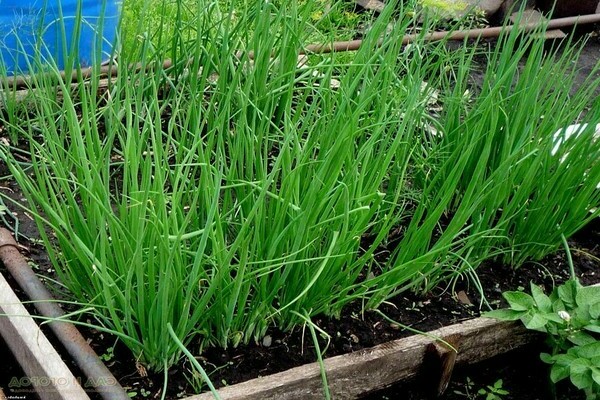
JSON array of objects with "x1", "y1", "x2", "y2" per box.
[
  {"x1": 187, "y1": 316, "x2": 540, "y2": 400},
  {"x1": 0, "y1": 272, "x2": 90, "y2": 400}
]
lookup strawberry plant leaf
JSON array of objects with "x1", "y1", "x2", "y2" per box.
[
  {"x1": 543, "y1": 312, "x2": 564, "y2": 324},
  {"x1": 524, "y1": 313, "x2": 547, "y2": 331},
  {"x1": 574, "y1": 342, "x2": 600, "y2": 359},
  {"x1": 558, "y1": 280, "x2": 580, "y2": 307},
  {"x1": 540, "y1": 352, "x2": 554, "y2": 364},
  {"x1": 583, "y1": 324, "x2": 600, "y2": 334},
  {"x1": 592, "y1": 368, "x2": 600, "y2": 386},
  {"x1": 570, "y1": 359, "x2": 593, "y2": 390},
  {"x1": 570, "y1": 370, "x2": 592, "y2": 390},
  {"x1": 568, "y1": 331, "x2": 597, "y2": 346}
]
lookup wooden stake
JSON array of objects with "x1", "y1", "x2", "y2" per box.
[{"x1": 427, "y1": 335, "x2": 461, "y2": 397}]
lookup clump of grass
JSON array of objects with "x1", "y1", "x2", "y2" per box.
[{"x1": 1, "y1": 0, "x2": 599, "y2": 378}]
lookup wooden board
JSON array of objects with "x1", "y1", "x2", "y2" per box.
[
  {"x1": 186, "y1": 317, "x2": 540, "y2": 400},
  {"x1": 0, "y1": 272, "x2": 90, "y2": 400}
]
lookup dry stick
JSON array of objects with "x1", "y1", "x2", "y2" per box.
[
  {"x1": 300, "y1": 12, "x2": 600, "y2": 54},
  {"x1": 0, "y1": 229, "x2": 130, "y2": 400},
  {"x1": 4, "y1": 59, "x2": 174, "y2": 90}
]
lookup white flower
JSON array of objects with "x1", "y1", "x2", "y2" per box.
[{"x1": 558, "y1": 311, "x2": 571, "y2": 322}]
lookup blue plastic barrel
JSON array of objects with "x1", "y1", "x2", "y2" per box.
[{"x1": 0, "y1": 0, "x2": 119, "y2": 75}]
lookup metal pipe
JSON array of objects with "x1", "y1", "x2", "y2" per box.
[{"x1": 0, "y1": 228, "x2": 130, "y2": 400}]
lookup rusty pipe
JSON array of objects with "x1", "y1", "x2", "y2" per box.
[{"x1": 0, "y1": 228, "x2": 129, "y2": 400}]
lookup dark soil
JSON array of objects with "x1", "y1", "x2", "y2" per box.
[{"x1": 1, "y1": 27, "x2": 599, "y2": 400}]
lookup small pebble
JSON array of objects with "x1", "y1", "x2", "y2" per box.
[{"x1": 262, "y1": 335, "x2": 272, "y2": 347}]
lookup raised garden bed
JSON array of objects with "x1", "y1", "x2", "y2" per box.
[{"x1": 3, "y1": 1, "x2": 598, "y2": 399}]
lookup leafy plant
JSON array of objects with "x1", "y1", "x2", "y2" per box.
[
  {"x1": 542, "y1": 342, "x2": 600, "y2": 400},
  {"x1": 477, "y1": 379, "x2": 510, "y2": 400},
  {"x1": 453, "y1": 376, "x2": 478, "y2": 399},
  {"x1": 100, "y1": 346, "x2": 115, "y2": 362},
  {"x1": 485, "y1": 238, "x2": 600, "y2": 399},
  {"x1": 454, "y1": 377, "x2": 509, "y2": 400},
  {"x1": 4, "y1": 0, "x2": 455, "y2": 369}
]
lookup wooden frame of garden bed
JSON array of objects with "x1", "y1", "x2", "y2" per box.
[
  {"x1": 0, "y1": 271, "x2": 90, "y2": 400},
  {"x1": 185, "y1": 316, "x2": 542, "y2": 400}
]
